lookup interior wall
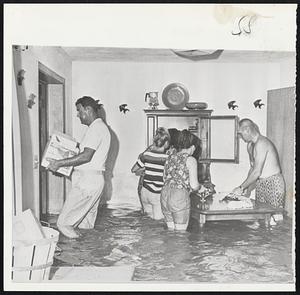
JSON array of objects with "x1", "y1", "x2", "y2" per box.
[
  {"x1": 72, "y1": 61, "x2": 283, "y2": 205},
  {"x1": 13, "y1": 46, "x2": 72, "y2": 217},
  {"x1": 279, "y1": 57, "x2": 296, "y2": 88}
]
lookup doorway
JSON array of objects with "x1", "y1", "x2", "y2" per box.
[{"x1": 38, "y1": 63, "x2": 66, "y2": 221}]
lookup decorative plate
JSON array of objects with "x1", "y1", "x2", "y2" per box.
[
  {"x1": 185, "y1": 102, "x2": 208, "y2": 110},
  {"x1": 162, "y1": 83, "x2": 189, "y2": 110}
]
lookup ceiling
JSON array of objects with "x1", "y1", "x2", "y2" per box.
[{"x1": 61, "y1": 47, "x2": 295, "y2": 63}]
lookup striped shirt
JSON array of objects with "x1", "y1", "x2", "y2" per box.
[{"x1": 135, "y1": 150, "x2": 169, "y2": 194}]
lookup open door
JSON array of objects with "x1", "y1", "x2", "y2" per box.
[
  {"x1": 38, "y1": 63, "x2": 66, "y2": 221},
  {"x1": 206, "y1": 116, "x2": 239, "y2": 163},
  {"x1": 267, "y1": 87, "x2": 295, "y2": 217}
]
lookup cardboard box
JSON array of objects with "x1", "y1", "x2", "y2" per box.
[
  {"x1": 13, "y1": 209, "x2": 45, "y2": 241},
  {"x1": 41, "y1": 131, "x2": 79, "y2": 177}
]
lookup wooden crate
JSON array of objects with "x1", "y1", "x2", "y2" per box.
[{"x1": 12, "y1": 227, "x2": 59, "y2": 282}]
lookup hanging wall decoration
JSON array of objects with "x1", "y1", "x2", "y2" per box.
[
  {"x1": 227, "y1": 100, "x2": 238, "y2": 110},
  {"x1": 253, "y1": 99, "x2": 265, "y2": 109},
  {"x1": 119, "y1": 104, "x2": 130, "y2": 114},
  {"x1": 17, "y1": 69, "x2": 25, "y2": 85},
  {"x1": 27, "y1": 93, "x2": 36, "y2": 109}
]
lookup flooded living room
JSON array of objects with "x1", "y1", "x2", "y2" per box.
[{"x1": 5, "y1": 4, "x2": 296, "y2": 292}]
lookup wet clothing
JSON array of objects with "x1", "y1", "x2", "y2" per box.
[
  {"x1": 58, "y1": 118, "x2": 111, "y2": 230},
  {"x1": 135, "y1": 150, "x2": 168, "y2": 194},
  {"x1": 57, "y1": 170, "x2": 105, "y2": 229},
  {"x1": 137, "y1": 173, "x2": 145, "y2": 212},
  {"x1": 161, "y1": 151, "x2": 192, "y2": 226},
  {"x1": 141, "y1": 187, "x2": 164, "y2": 220},
  {"x1": 255, "y1": 173, "x2": 286, "y2": 208},
  {"x1": 161, "y1": 185, "x2": 190, "y2": 224}
]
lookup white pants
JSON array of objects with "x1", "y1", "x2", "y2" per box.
[
  {"x1": 57, "y1": 170, "x2": 104, "y2": 229},
  {"x1": 140, "y1": 187, "x2": 163, "y2": 220}
]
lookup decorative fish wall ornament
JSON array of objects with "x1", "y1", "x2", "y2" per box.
[
  {"x1": 227, "y1": 100, "x2": 238, "y2": 110},
  {"x1": 253, "y1": 99, "x2": 265, "y2": 109},
  {"x1": 119, "y1": 104, "x2": 130, "y2": 114}
]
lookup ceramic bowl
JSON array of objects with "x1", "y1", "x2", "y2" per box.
[{"x1": 185, "y1": 102, "x2": 208, "y2": 110}]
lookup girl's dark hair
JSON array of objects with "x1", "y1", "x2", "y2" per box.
[
  {"x1": 75, "y1": 96, "x2": 103, "y2": 113},
  {"x1": 153, "y1": 127, "x2": 170, "y2": 148},
  {"x1": 174, "y1": 129, "x2": 194, "y2": 151}
]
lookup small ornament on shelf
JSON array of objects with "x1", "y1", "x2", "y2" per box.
[{"x1": 145, "y1": 92, "x2": 159, "y2": 109}]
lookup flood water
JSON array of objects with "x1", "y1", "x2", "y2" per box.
[{"x1": 52, "y1": 203, "x2": 294, "y2": 283}]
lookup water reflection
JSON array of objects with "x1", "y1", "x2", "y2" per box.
[{"x1": 53, "y1": 203, "x2": 293, "y2": 283}]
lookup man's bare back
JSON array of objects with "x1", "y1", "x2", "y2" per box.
[{"x1": 248, "y1": 135, "x2": 281, "y2": 179}]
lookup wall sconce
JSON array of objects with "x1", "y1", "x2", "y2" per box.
[
  {"x1": 17, "y1": 69, "x2": 25, "y2": 85},
  {"x1": 27, "y1": 93, "x2": 36, "y2": 109},
  {"x1": 171, "y1": 49, "x2": 223, "y2": 61}
]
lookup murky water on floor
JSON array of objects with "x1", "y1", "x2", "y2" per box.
[{"x1": 52, "y1": 203, "x2": 294, "y2": 283}]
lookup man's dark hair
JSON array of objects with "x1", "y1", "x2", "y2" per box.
[{"x1": 75, "y1": 96, "x2": 103, "y2": 113}]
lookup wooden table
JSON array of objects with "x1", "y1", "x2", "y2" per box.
[{"x1": 190, "y1": 194, "x2": 284, "y2": 228}]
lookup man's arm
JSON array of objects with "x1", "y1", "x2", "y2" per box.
[
  {"x1": 246, "y1": 142, "x2": 254, "y2": 177},
  {"x1": 46, "y1": 147, "x2": 95, "y2": 172}
]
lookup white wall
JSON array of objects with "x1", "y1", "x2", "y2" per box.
[
  {"x1": 14, "y1": 46, "x2": 72, "y2": 216},
  {"x1": 72, "y1": 61, "x2": 283, "y2": 205},
  {"x1": 279, "y1": 57, "x2": 296, "y2": 88}
]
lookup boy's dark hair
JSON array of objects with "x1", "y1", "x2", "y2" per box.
[
  {"x1": 175, "y1": 129, "x2": 195, "y2": 151},
  {"x1": 153, "y1": 127, "x2": 170, "y2": 148},
  {"x1": 75, "y1": 96, "x2": 103, "y2": 113}
]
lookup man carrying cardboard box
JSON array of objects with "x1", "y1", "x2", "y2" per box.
[{"x1": 47, "y1": 96, "x2": 111, "y2": 238}]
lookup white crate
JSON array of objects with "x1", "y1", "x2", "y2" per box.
[{"x1": 12, "y1": 226, "x2": 59, "y2": 282}]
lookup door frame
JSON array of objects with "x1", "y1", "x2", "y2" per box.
[{"x1": 38, "y1": 62, "x2": 66, "y2": 219}]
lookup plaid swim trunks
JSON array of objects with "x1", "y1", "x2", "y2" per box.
[{"x1": 255, "y1": 173, "x2": 286, "y2": 208}]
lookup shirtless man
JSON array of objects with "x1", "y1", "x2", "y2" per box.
[{"x1": 232, "y1": 118, "x2": 285, "y2": 210}]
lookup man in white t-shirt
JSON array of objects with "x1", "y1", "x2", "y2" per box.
[{"x1": 47, "y1": 96, "x2": 111, "y2": 238}]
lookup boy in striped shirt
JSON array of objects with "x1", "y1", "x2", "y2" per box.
[{"x1": 131, "y1": 127, "x2": 170, "y2": 220}]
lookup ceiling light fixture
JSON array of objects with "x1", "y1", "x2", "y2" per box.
[{"x1": 171, "y1": 49, "x2": 223, "y2": 61}]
